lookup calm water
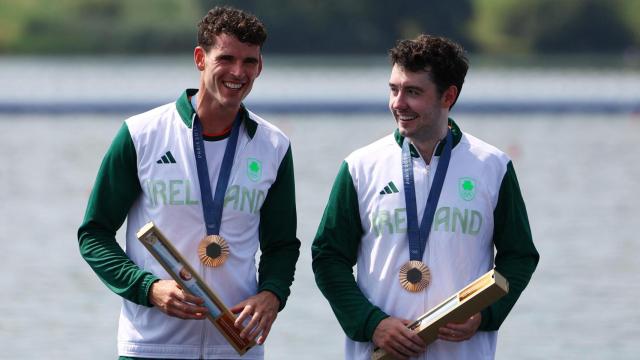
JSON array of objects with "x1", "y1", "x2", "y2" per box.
[
  {"x1": 0, "y1": 58, "x2": 639, "y2": 359},
  {"x1": 1, "y1": 113, "x2": 639, "y2": 359},
  {"x1": 1, "y1": 55, "x2": 639, "y2": 105}
]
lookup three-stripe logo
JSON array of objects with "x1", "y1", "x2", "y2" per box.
[
  {"x1": 379, "y1": 181, "x2": 399, "y2": 195},
  {"x1": 157, "y1": 151, "x2": 177, "y2": 164}
]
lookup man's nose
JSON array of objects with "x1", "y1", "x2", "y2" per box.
[
  {"x1": 392, "y1": 92, "x2": 408, "y2": 110},
  {"x1": 230, "y1": 61, "x2": 243, "y2": 77}
]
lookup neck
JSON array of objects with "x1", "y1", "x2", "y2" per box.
[
  {"x1": 194, "y1": 93, "x2": 239, "y2": 134},
  {"x1": 410, "y1": 121, "x2": 449, "y2": 164}
]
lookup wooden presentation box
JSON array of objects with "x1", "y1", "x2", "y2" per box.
[
  {"x1": 372, "y1": 269, "x2": 509, "y2": 360},
  {"x1": 136, "y1": 222, "x2": 254, "y2": 355}
]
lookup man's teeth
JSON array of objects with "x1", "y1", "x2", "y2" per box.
[
  {"x1": 398, "y1": 115, "x2": 416, "y2": 120},
  {"x1": 224, "y1": 82, "x2": 242, "y2": 89}
]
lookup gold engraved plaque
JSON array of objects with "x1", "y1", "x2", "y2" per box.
[
  {"x1": 136, "y1": 222, "x2": 254, "y2": 355},
  {"x1": 373, "y1": 269, "x2": 509, "y2": 360}
]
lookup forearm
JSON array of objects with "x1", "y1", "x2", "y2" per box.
[
  {"x1": 257, "y1": 144, "x2": 300, "y2": 310},
  {"x1": 480, "y1": 252, "x2": 538, "y2": 330},
  {"x1": 312, "y1": 160, "x2": 388, "y2": 341},
  {"x1": 77, "y1": 122, "x2": 158, "y2": 306},
  {"x1": 312, "y1": 251, "x2": 388, "y2": 341},
  {"x1": 79, "y1": 225, "x2": 158, "y2": 306},
  {"x1": 257, "y1": 237, "x2": 300, "y2": 310},
  {"x1": 480, "y1": 161, "x2": 539, "y2": 330}
]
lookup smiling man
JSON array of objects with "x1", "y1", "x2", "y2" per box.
[
  {"x1": 312, "y1": 35, "x2": 539, "y2": 360},
  {"x1": 78, "y1": 7, "x2": 300, "y2": 360}
]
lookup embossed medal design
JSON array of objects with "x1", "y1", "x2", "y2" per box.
[
  {"x1": 399, "y1": 260, "x2": 431, "y2": 292},
  {"x1": 198, "y1": 235, "x2": 230, "y2": 267}
]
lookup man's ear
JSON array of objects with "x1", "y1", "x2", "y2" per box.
[
  {"x1": 257, "y1": 54, "x2": 263, "y2": 77},
  {"x1": 194, "y1": 46, "x2": 206, "y2": 71},
  {"x1": 441, "y1": 85, "x2": 459, "y2": 108}
]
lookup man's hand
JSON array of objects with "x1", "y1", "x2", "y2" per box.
[
  {"x1": 373, "y1": 317, "x2": 426, "y2": 360},
  {"x1": 438, "y1": 313, "x2": 482, "y2": 342},
  {"x1": 230, "y1": 291, "x2": 280, "y2": 345},
  {"x1": 148, "y1": 280, "x2": 208, "y2": 320}
]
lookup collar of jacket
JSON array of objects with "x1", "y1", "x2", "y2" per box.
[
  {"x1": 393, "y1": 118, "x2": 463, "y2": 158},
  {"x1": 176, "y1": 88, "x2": 258, "y2": 139}
]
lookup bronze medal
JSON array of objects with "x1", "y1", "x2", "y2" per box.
[
  {"x1": 198, "y1": 235, "x2": 230, "y2": 267},
  {"x1": 399, "y1": 260, "x2": 431, "y2": 292}
]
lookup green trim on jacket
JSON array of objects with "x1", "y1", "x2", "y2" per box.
[
  {"x1": 78, "y1": 92, "x2": 299, "y2": 310},
  {"x1": 479, "y1": 161, "x2": 539, "y2": 330},
  {"x1": 77, "y1": 122, "x2": 158, "y2": 306},
  {"x1": 312, "y1": 148, "x2": 539, "y2": 341},
  {"x1": 258, "y1": 145, "x2": 300, "y2": 311},
  {"x1": 393, "y1": 118, "x2": 463, "y2": 157},
  {"x1": 176, "y1": 89, "x2": 258, "y2": 138},
  {"x1": 312, "y1": 161, "x2": 389, "y2": 341}
]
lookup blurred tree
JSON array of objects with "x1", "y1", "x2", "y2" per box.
[
  {"x1": 0, "y1": 0, "x2": 33, "y2": 50},
  {"x1": 0, "y1": 0, "x2": 199, "y2": 53},
  {"x1": 197, "y1": 0, "x2": 474, "y2": 54},
  {"x1": 469, "y1": 0, "x2": 637, "y2": 54},
  {"x1": 615, "y1": 0, "x2": 640, "y2": 47},
  {"x1": 1, "y1": 0, "x2": 638, "y2": 55}
]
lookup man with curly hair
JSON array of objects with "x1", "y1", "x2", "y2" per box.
[
  {"x1": 312, "y1": 34, "x2": 538, "y2": 360},
  {"x1": 78, "y1": 6, "x2": 299, "y2": 359}
]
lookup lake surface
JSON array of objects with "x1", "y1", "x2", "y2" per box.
[
  {"x1": 1, "y1": 56, "x2": 639, "y2": 113},
  {"x1": 0, "y1": 57, "x2": 638, "y2": 359}
]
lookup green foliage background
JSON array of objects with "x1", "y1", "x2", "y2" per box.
[{"x1": 0, "y1": 0, "x2": 639, "y2": 55}]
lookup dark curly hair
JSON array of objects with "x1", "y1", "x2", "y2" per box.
[
  {"x1": 197, "y1": 6, "x2": 267, "y2": 50},
  {"x1": 389, "y1": 34, "x2": 469, "y2": 108}
]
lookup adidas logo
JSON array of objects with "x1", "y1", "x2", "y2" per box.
[
  {"x1": 157, "y1": 151, "x2": 177, "y2": 164},
  {"x1": 379, "y1": 181, "x2": 399, "y2": 195}
]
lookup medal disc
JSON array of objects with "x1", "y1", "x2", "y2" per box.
[
  {"x1": 198, "y1": 235, "x2": 229, "y2": 267},
  {"x1": 399, "y1": 260, "x2": 431, "y2": 292}
]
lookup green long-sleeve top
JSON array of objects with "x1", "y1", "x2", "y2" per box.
[
  {"x1": 78, "y1": 91, "x2": 300, "y2": 310},
  {"x1": 312, "y1": 122, "x2": 539, "y2": 342}
]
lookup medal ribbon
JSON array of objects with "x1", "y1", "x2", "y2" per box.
[
  {"x1": 402, "y1": 129, "x2": 453, "y2": 261},
  {"x1": 191, "y1": 96, "x2": 242, "y2": 236}
]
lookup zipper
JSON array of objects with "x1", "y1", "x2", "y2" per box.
[
  {"x1": 199, "y1": 322, "x2": 206, "y2": 359},
  {"x1": 424, "y1": 159, "x2": 431, "y2": 320},
  {"x1": 423, "y1": 142, "x2": 440, "y2": 360},
  {"x1": 195, "y1": 116, "x2": 251, "y2": 360},
  {"x1": 199, "y1": 261, "x2": 207, "y2": 359}
]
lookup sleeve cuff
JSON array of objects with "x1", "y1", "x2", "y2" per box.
[
  {"x1": 258, "y1": 283, "x2": 288, "y2": 311},
  {"x1": 140, "y1": 273, "x2": 161, "y2": 307},
  {"x1": 479, "y1": 307, "x2": 492, "y2": 330},
  {"x1": 363, "y1": 308, "x2": 389, "y2": 341}
]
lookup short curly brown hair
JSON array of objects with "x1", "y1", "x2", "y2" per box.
[
  {"x1": 197, "y1": 6, "x2": 267, "y2": 51},
  {"x1": 389, "y1": 34, "x2": 468, "y2": 108}
]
